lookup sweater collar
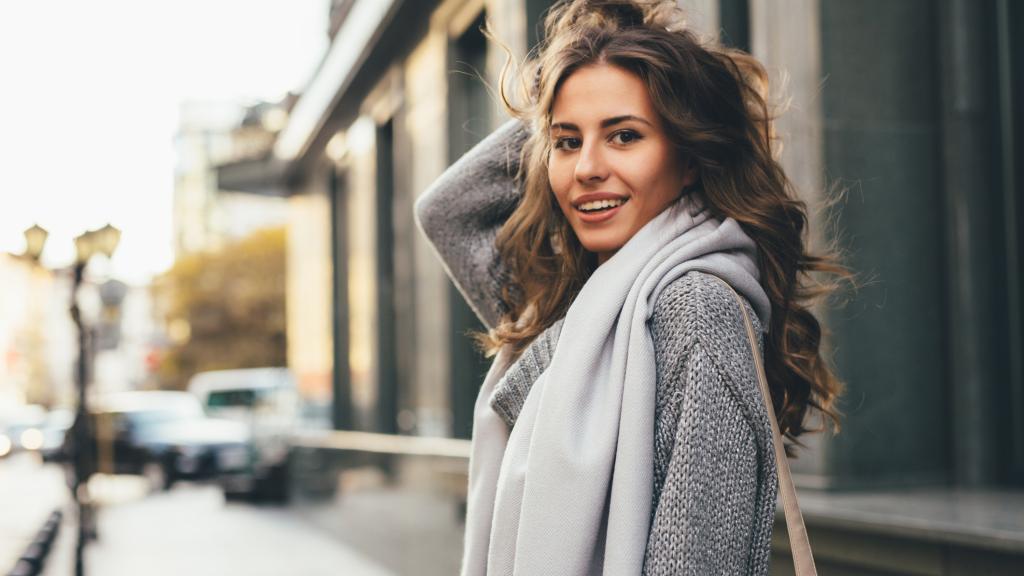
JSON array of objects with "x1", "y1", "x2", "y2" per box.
[{"x1": 488, "y1": 318, "x2": 563, "y2": 429}]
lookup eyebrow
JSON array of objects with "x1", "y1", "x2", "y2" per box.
[{"x1": 550, "y1": 115, "x2": 653, "y2": 132}]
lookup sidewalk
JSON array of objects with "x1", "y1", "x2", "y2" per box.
[
  {"x1": 0, "y1": 454, "x2": 69, "y2": 575},
  {"x1": 290, "y1": 466, "x2": 465, "y2": 576},
  {"x1": 44, "y1": 476, "x2": 392, "y2": 576},
  {"x1": 3, "y1": 454, "x2": 460, "y2": 576}
]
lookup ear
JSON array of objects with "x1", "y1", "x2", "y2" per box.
[{"x1": 680, "y1": 157, "x2": 699, "y2": 190}]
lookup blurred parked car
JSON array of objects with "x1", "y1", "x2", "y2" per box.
[
  {"x1": 188, "y1": 367, "x2": 298, "y2": 502},
  {"x1": 138, "y1": 414, "x2": 252, "y2": 489},
  {"x1": 71, "y1": 391, "x2": 250, "y2": 490}
]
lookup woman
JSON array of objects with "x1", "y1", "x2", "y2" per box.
[{"x1": 416, "y1": 1, "x2": 851, "y2": 574}]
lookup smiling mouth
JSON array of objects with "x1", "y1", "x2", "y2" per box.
[{"x1": 576, "y1": 197, "x2": 629, "y2": 213}]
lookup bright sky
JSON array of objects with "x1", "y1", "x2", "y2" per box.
[{"x1": 0, "y1": 0, "x2": 329, "y2": 285}]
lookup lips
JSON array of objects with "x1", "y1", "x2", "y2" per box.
[{"x1": 573, "y1": 191, "x2": 626, "y2": 223}]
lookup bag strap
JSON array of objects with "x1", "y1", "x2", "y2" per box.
[{"x1": 712, "y1": 274, "x2": 818, "y2": 575}]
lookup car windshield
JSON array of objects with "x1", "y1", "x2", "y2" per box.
[{"x1": 207, "y1": 389, "x2": 258, "y2": 409}]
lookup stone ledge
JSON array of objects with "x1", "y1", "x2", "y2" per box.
[{"x1": 784, "y1": 488, "x2": 1024, "y2": 554}]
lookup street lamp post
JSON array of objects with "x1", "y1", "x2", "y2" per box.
[
  {"x1": 69, "y1": 263, "x2": 90, "y2": 576},
  {"x1": 23, "y1": 223, "x2": 120, "y2": 576}
]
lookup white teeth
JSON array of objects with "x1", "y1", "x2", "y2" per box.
[{"x1": 578, "y1": 198, "x2": 626, "y2": 212}]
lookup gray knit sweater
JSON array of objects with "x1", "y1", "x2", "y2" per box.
[{"x1": 415, "y1": 120, "x2": 778, "y2": 575}]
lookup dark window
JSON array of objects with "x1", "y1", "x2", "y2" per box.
[
  {"x1": 376, "y1": 119, "x2": 399, "y2": 435},
  {"x1": 447, "y1": 11, "x2": 493, "y2": 439},
  {"x1": 330, "y1": 168, "x2": 353, "y2": 430},
  {"x1": 718, "y1": 0, "x2": 749, "y2": 52}
]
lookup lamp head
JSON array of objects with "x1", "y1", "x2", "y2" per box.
[
  {"x1": 74, "y1": 232, "x2": 96, "y2": 263},
  {"x1": 95, "y1": 224, "x2": 121, "y2": 258},
  {"x1": 75, "y1": 223, "x2": 121, "y2": 263},
  {"x1": 23, "y1": 224, "x2": 48, "y2": 261}
]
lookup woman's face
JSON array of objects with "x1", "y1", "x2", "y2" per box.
[{"x1": 548, "y1": 63, "x2": 696, "y2": 265}]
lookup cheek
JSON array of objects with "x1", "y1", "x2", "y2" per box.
[
  {"x1": 630, "y1": 153, "x2": 685, "y2": 206},
  {"x1": 636, "y1": 151, "x2": 673, "y2": 185},
  {"x1": 548, "y1": 160, "x2": 573, "y2": 213}
]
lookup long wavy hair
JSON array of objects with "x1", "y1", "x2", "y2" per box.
[{"x1": 478, "y1": 0, "x2": 857, "y2": 455}]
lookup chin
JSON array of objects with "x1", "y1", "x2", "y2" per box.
[{"x1": 577, "y1": 235, "x2": 626, "y2": 258}]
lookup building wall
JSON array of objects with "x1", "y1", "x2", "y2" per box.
[
  {"x1": 341, "y1": 116, "x2": 381, "y2": 431},
  {"x1": 293, "y1": 0, "x2": 534, "y2": 437},
  {"x1": 405, "y1": 29, "x2": 453, "y2": 437},
  {"x1": 679, "y1": 0, "x2": 719, "y2": 39},
  {"x1": 748, "y1": 0, "x2": 833, "y2": 486},
  {"x1": 286, "y1": 165, "x2": 335, "y2": 409},
  {"x1": 0, "y1": 254, "x2": 74, "y2": 408},
  {"x1": 41, "y1": 270, "x2": 75, "y2": 407},
  {"x1": 90, "y1": 282, "x2": 162, "y2": 395}
]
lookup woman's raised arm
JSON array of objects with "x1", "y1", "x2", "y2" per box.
[{"x1": 414, "y1": 118, "x2": 530, "y2": 330}]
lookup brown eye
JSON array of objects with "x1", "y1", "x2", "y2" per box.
[
  {"x1": 611, "y1": 130, "x2": 641, "y2": 145},
  {"x1": 554, "y1": 137, "x2": 581, "y2": 150}
]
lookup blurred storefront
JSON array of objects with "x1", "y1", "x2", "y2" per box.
[
  {"x1": 219, "y1": 0, "x2": 1024, "y2": 573},
  {"x1": 0, "y1": 253, "x2": 74, "y2": 408}
]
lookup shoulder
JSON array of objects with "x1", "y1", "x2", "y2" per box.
[
  {"x1": 650, "y1": 271, "x2": 769, "y2": 435},
  {"x1": 650, "y1": 270, "x2": 764, "y2": 350}
]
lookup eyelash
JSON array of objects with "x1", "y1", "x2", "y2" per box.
[{"x1": 553, "y1": 129, "x2": 642, "y2": 150}]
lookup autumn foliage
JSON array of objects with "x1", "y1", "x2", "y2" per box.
[{"x1": 152, "y1": 227, "x2": 286, "y2": 390}]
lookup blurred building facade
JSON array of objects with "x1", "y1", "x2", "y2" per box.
[
  {"x1": 0, "y1": 250, "x2": 160, "y2": 408},
  {"x1": 0, "y1": 253, "x2": 75, "y2": 408},
  {"x1": 91, "y1": 281, "x2": 162, "y2": 394},
  {"x1": 173, "y1": 100, "x2": 291, "y2": 257},
  {"x1": 225, "y1": 0, "x2": 1024, "y2": 573}
]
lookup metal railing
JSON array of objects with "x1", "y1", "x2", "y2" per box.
[{"x1": 6, "y1": 509, "x2": 62, "y2": 576}]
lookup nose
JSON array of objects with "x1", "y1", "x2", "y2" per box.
[{"x1": 574, "y1": 140, "x2": 609, "y2": 184}]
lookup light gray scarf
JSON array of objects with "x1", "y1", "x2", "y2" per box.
[{"x1": 461, "y1": 190, "x2": 771, "y2": 575}]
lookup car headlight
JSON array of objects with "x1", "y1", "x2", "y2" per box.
[
  {"x1": 0, "y1": 434, "x2": 11, "y2": 457},
  {"x1": 20, "y1": 428, "x2": 44, "y2": 451}
]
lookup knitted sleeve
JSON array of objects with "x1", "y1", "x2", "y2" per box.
[
  {"x1": 643, "y1": 272, "x2": 778, "y2": 576},
  {"x1": 413, "y1": 119, "x2": 530, "y2": 330}
]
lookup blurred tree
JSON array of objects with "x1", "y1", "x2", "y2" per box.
[{"x1": 152, "y1": 227, "x2": 286, "y2": 390}]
